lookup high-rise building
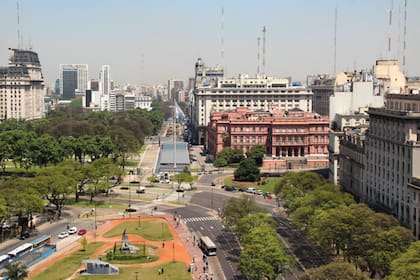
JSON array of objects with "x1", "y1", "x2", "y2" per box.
[
  {"x1": 0, "y1": 48, "x2": 45, "y2": 120},
  {"x1": 364, "y1": 100, "x2": 420, "y2": 236},
  {"x1": 191, "y1": 58, "x2": 312, "y2": 146},
  {"x1": 168, "y1": 79, "x2": 184, "y2": 102},
  {"x1": 89, "y1": 79, "x2": 99, "y2": 91},
  {"x1": 59, "y1": 64, "x2": 88, "y2": 100},
  {"x1": 100, "y1": 65, "x2": 111, "y2": 96}
]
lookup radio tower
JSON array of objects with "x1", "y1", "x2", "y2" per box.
[
  {"x1": 333, "y1": 7, "x2": 338, "y2": 76},
  {"x1": 257, "y1": 37, "x2": 261, "y2": 75},
  {"x1": 387, "y1": 0, "x2": 393, "y2": 59},
  {"x1": 262, "y1": 26, "x2": 266, "y2": 75},
  {"x1": 403, "y1": 0, "x2": 407, "y2": 74},
  {"x1": 16, "y1": 0, "x2": 21, "y2": 48},
  {"x1": 221, "y1": 7, "x2": 225, "y2": 77}
]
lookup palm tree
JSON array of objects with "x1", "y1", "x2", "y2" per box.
[{"x1": 2, "y1": 262, "x2": 28, "y2": 280}]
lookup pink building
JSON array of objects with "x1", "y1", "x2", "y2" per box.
[{"x1": 207, "y1": 108, "x2": 329, "y2": 169}]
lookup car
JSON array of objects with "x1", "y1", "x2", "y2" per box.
[
  {"x1": 58, "y1": 232, "x2": 69, "y2": 239},
  {"x1": 136, "y1": 186, "x2": 145, "y2": 194},
  {"x1": 78, "y1": 228, "x2": 87, "y2": 236},
  {"x1": 68, "y1": 226, "x2": 77, "y2": 234},
  {"x1": 211, "y1": 182, "x2": 216, "y2": 186},
  {"x1": 255, "y1": 190, "x2": 263, "y2": 195}
]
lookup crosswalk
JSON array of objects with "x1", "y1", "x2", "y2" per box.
[{"x1": 182, "y1": 216, "x2": 217, "y2": 223}]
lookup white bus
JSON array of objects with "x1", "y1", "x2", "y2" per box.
[
  {"x1": 199, "y1": 236, "x2": 217, "y2": 256},
  {"x1": 0, "y1": 255, "x2": 10, "y2": 268},
  {"x1": 7, "y1": 243, "x2": 33, "y2": 259}
]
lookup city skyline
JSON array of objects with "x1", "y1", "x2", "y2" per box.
[{"x1": 1, "y1": 0, "x2": 419, "y2": 87}]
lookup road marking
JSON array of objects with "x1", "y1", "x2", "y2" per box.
[{"x1": 182, "y1": 216, "x2": 217, "y2": 223}]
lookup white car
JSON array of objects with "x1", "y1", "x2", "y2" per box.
[
  {"x1": 58, "y1": 232, "x2": 69, "y2": 239},
  {"x1": 68, "y1": 227, "x2": 77, "y2": 234}
]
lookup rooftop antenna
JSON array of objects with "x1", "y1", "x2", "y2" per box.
[
  {"x1": 403, "y1": 0, "x2": 407, "y2": 74},
  {"x1": 16, "y1": 0, "x2": 21, "y2": 49},
  {"x1": 220, "y1": 7, "x2": 225, "y2": 77},
  {"x1": 262, "y1": 26, "x2": 266, "y2": 75},
  {"x1": 333, "y1": 6, "x2": 337, "y2": 76},
  {"x1": 257, "y1": 37, "x2": 261, "y2": 75},
  {"x1": 387, "y1": 0, "x2": 393, "y2": 59}
]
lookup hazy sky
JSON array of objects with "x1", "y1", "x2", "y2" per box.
[{"x1": 1, "y1": 0, "x2": 419, "y2": 87}]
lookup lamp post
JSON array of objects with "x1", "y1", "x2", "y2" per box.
[
  {"x1": 172, "y1": 240, "x2": 175, "y2": 262},
  {"x1": 128, "y1": 187, "x2": 132, "y2": 218},
  {"x1": 211, "y1": 184, "x2": 214, "y2": 210}
]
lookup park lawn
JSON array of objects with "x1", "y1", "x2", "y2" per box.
[
  {"x1": 105, "y1": 245, "x2": 159, "y2": 264},
  {"x1": 103, "y1": 221, "x2": 173, "y2": 241},
  {"x1": 223, "y1": 176, "x2": 280, "y2": 193},
  {"x1": 257, "y1": 177, "x2": 281, "y2": 193},
  {"x1": 78, "y1": 261, "x2": 189, "y2": 280},
  {"x1": 66, "y1": 199, "x2": 127, "y2": 210},
  {"x1": 125, "y1": 159, "x2": 139, "y2": 167},
  {"x1": 119, "y1": 194, "x2": 155, "y2": 202},
  {"x1": 31, "y1": 242, "x2": 104, "y2": 280}
]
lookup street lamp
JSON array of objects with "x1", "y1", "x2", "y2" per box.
[
  {"x1": 211, "y1": 184, "x2": 214, "y2": 210},
  {"x1": 172, "y1": 240, "x2": 175, "y2": 262}
]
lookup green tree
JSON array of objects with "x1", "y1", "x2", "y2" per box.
[
  {"x1": 387, "y1": 241, "x2": 420, "y2": 280},
  {"x1": 222, "y1": 195, "x2": 260, "y2": 228},
  {"x1": 234, "y1": 158, "x2": 260, "y2": 182},
  {"x1": 213, "y1": 156, "x2": 228, "y2": 168},
  {"x1": 289, "y1": 184, "x2": 354, "y2": 228},
  {"x1": 1, "y1": 263, "x2": 28, "y2": 280},
  {"x1": 246, "y1": 145, "x2": 265, "y2": 166},
  {"x1": 239, "y1": 227, "x2": 292, "y2": 280},
  {"x1": 29, "y1": 134, "x2": 63, "y2": 167},
  {"x1": 33, "y1": 166, "x2": 76, "y2": 217},
  {"x1": 235, "y1": 212, "x2": 276, "y2": 240},
  {"x1": 273, "y1": 171, "x2": 325, "y2": 209},
  {"x1": 80, "y1": 236, "x2": 88, "y2": 251},
  {"x1": 299, "y1": 262, "x2": 369, "y2": 280},
  {"x1": 366, "y1": 226, "x2": 414, "y2": 278}
]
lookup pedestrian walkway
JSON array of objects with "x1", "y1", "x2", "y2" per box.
[{"x1": 182, "y1": 216, "x2": 217, "y2": 223}]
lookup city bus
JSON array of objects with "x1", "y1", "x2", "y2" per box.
[
  {"x1": 7, "y1": 243, "x2": 33, "y2": 259},
  {"x1": 0, "y1": 255, "x2": 10, "y2": 268},
  {"x1": 31, "y1": 234, "x2": 51, "y2": 249},
  {"x1": 199, "y1": 236, "x2": 217, "y2": 256}
]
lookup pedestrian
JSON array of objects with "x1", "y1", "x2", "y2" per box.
[
  {"x1": 161, "y1": 267, "x2": 164, "y2": 274},
  {"x1": 158, "y1": 268, "x2": 161, "y2": 275},
  {"x1": 162, "y1": 241, "x2": 165, "y2": 248}
]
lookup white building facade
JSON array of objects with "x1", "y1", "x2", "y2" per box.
[
  {"x1": 364, "y1": 106, "x2": 420, "y2": 236},
  {"x1": 191, "y1": 59, "x2": 312, "y2": 145},
  {"x1": 0, "y1": 48, "x2": 45, "y2": 120}
]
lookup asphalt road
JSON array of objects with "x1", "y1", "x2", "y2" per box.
[{"x1": 168, "y1": 204, "x2": 243, "y2": 280}]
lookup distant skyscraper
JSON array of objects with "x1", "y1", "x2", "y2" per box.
[
  {"x1": 168, "y1": 79, "x2": 184, "y2": 102},
  {"x1": 89, "y1": 79, "x2": 99, "y2": 91},
  {"x1": 59, "y1": 64, "x2": 88, "y2": 100},
  {"x1": 55, "y1": 79, "x2": 60, "y2": 95},
  {"x1": 0, "y1": 48, "x2": 45, "y2": 120},
  {"x1": 100, "y1": 65, "x2": 111, "y2": 96}
]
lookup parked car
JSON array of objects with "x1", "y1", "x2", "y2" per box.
[
  {"x1": 255, "y1": 190, "x2": 263, "y2": 195},
  {"x1": 78, "y1": 228, "x2": 87, "y2": 236},
  {"x1": 211, "y1": 182, "x2": 216, "y2": 186},
  {"x1": 58, "y1": 232, "x2": 69, "y2": 239},
  {"x1": 68, "y1": 226, "x2": 77, "y2": 234}
]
